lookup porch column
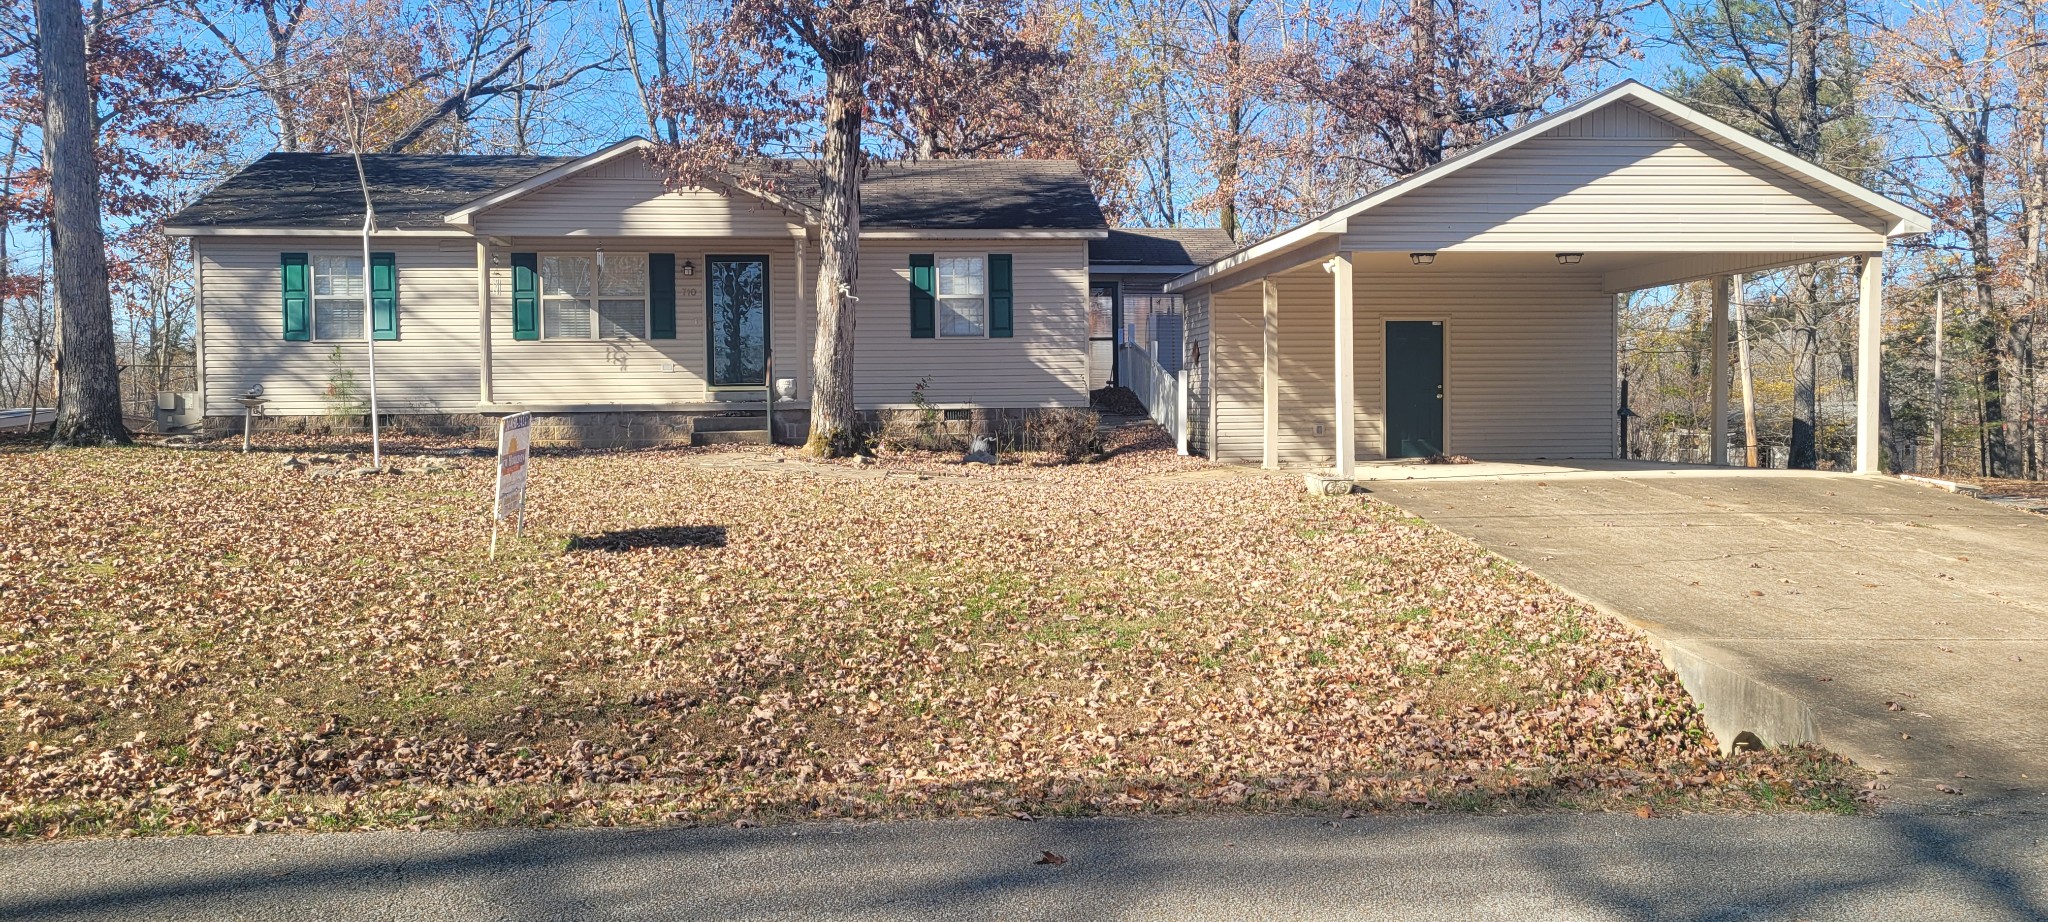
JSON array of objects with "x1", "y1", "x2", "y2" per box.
[
  {"x1": 1710, "y1": 275, "x2": 1730, "y2": 466},
  {"x1": 1330, "y1": 251, "x2": 1356, "y2": 478},
  {"x1": 477, "y1": 238, "x2": 492, "y2": 405},
  {"x1": 1262, "y1": 277, "x2": 1280, "y2": 469},
  {"x1": 1855, "y1": 252, "x2": 1884, "y2": 474}
]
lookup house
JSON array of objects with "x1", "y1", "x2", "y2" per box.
[
  {"x1": 171, "y1": 80, "x2": 1929, "y2": 466},
  {"x1": 166, "y1": 139, "x2": 1115, "y2": 446},
  {"x1": 1161, "y1": 80, "x2": 1930, "y2": 475}
]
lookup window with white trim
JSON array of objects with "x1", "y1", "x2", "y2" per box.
[
  {"x1": 313, "y1": 255, "x2": 365, "y2": 341},
  {"x1": 937, "y1": 255, "x2": 987, "y2": 337},
  {"x1": 539, "y1": 253, "x2": 649, "y2": 340}
]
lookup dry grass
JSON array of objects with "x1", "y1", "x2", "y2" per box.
[{"x1": 0, "y1": 426, "x2": 1863, "y2": 839}]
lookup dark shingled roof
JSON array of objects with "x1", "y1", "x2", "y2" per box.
[
  {"x1": 168, "y1": 151, "x2": 1108, "y2": 232},
  {"x1": 167, "y1": 154, "x2": 575, "y2": 230},
  {"x1": 1089, "y1": 228, "x2": 1240, "y2": 267}
]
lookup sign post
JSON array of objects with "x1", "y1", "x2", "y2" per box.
[{"x1": 491, "y1": 412, "x2": 533, "y2": 559}]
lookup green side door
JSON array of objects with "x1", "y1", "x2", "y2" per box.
[{"x1": 1385, "y1": 320, "x2": 1444, "y2": 458}]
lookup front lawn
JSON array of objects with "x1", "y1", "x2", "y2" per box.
[{"x1": 0, "y1": 428, "x2": 1860, "y2": 838}]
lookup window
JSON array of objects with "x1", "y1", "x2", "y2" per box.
[
  {"x1": 313, "y1": 255, "x2": 365, "y2": 341},
  {"x1": 597, "y1": 253, "x2": 649, "y2": 338},
  {"x1": 540, "y1": 254, "x2": 593, "y2": 339},
  {"x1": 937, "y1": 255, "x2": 986, "y2": 337},
  {"x1": 537, "y1": 253, "x2": 651, "y2": 340}
]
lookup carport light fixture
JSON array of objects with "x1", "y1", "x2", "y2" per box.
[
  {"x1": 1410, "y1": 252, "x2": 1436, "y2": 266},
  {"x1": 1555, "y1": 253, "x2": 1584, "y2": 265}
]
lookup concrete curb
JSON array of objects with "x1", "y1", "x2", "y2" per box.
[
  {"x1": 1637, "y1": 634, "x2": 1818, "y2": 754},
  {"x1": 1481, "y1": 558, "x2": 1820, "y2": 755},
  {"x1": 1896, "y1": 473, "x2": 1985, "y2": 497}
]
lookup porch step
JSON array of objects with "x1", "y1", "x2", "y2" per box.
[
  {"x1": 693, "y1": 415, "x2": 773, "y2": 433},
  {"x1": 692, "y1": 429, "x2": 770, "y2": 446}
]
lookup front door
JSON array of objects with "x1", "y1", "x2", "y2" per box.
[
  {"x1": 1385, "y1": 320, "x2": 1445, "y2": 458},
  {"x1": 708, "y1": 256, "x2": 769, "y2": 388}
]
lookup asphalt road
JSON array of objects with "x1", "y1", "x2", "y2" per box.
[{"x1": 2, "y1": 813, "x2": 2044, "y2": 921}]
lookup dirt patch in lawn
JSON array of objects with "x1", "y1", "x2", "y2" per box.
[{"x1": 0, "y1": 427, "x2": 1862, "y2": 839}]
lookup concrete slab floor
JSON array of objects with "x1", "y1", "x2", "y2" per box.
[{"x1": 1361, "y1": 466, "x2": 2048, "y2": 813}]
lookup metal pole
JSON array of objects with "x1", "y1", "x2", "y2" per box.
[
  {"x1": 1934, "y1": 289, "x2": 1945, "y2": 476},
  {"x1": 362, "y1": 213, "x2": 381, "y2": 469}
]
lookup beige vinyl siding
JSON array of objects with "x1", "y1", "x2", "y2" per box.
[
  {"x1": 1209, "y1": 285, "x2": 1258, "y2": 462},
  {"x1": 1363, "y1": 272, "x2": 1614, "y2": 460},
  {"x1": 852, "y1": 240, "x2": 1089, "y2": 408},
  {"x1": 486, "y1": 237, "x2": 810, "y2": 407},
  {"x1": 199, "y1": 237, "x2": 478, "y2": 416},
  {"x1": 472, "y1": 154, "x2": 805, "y2": 238},
  {"x1": 1212, "y1": 269, "x2": 1615, "y2": 464},
  {"x1": 1341, "y1": 102, "x2": 1890, "y2": 253}
]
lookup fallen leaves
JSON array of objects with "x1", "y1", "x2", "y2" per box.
[
  {"x1": 1035, "y1": 850, "x2": 1067, "y2": 866},
  {"x1": 0, "y1": 427, "x2": 1866, "y2": 839}
]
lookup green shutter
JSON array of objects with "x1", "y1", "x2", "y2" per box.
[
  {"x1": 511, "y1": 252, "x2": 539, "y2": 341},
  {"x1": 988, "y1": 253, "x2": 1013, "y2": 338},
  {"x1": 649, "y1": 253, "x2": 676, "y2": 339},
  {"x1": 281, "y1": 252, "x2": 310, "y2": 341},
  {"x1": 370, "y1": 252, "x2": 398, "y2": 340},
  {"x1": 909, "y1": 254, "x2": 935, "y2": 339}
]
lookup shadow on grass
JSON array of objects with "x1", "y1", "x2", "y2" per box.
[{"x1": 567, "y1": 526, "x2": 728, "y2": 552}]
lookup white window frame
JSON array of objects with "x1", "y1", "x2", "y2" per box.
[
  {"x1": 310, "y1": 253, "x2": 367, "y2": 342},
  {"x1": 935, "y1": 252, "x2": 990, "y2": 339},
  {"x1": 539, "y1": 251, "x2": 651, "y2": 341}
]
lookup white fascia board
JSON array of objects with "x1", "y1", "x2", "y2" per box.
[
  {"x1": 166, "y1": 226, "x2": 473, "y2": 237},
  {"x1": 1089, "y1": 264, "x2": 1202, "y2": 274},
  {"x1": 861, "y1": 229, "x2": 1108, "y2": 239}
]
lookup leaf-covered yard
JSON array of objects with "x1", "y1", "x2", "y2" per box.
[{"x1": 0, "y1": 428, "x2": 1860, "y2": 839}]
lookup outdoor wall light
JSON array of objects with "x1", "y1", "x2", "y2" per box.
[
  {"x1": 681, "y1": 259, "x2": 697, "y2": 277},
  {"x1": 1410, "y1": 252, "x2": 1436, "y2": 266},
  {"x1": 594, "y1": 243, "x2": 606, "y2": 271},
  {"x1": 1555, "y1": 253, "x2": 1584, "y2": 265}
]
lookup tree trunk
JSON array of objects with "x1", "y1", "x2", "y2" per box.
[
  {"x1": 1788, "y1": 268, "x2": 1820, "y2": 468},
  {"x1": 805, "y1": 56, "x2": 864, "y2": 457},
  {"x1": 36, "y1": 0, "x2": 128, "y2": 446},
  {"x1": 1216, "y1": 2, "x2": 1247, "y2": 241}
]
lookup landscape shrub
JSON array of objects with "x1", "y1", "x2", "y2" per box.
[{"x1": 1026, "y1": 407, "x2": 1099, "y2": 463}]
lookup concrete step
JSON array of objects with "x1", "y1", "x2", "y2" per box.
[
  {"x1": 693, "y1": 415, "x2": 774, "y2": 433},
  {"x1": 692, "y1": 429, "x2": 770, "y2": 446}
]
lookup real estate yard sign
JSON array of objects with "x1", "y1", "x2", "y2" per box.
[{"x1": 491, "y1": 412, "x2": 533, "y2": 558}]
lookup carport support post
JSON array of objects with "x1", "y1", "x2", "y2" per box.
[
  {"x1": 1331, "y1": 251, "x2": 1356, "y2": 478},
  {"x1": 1855, "y1": 252, "x2": 1884, "y2": 474},
  {"x1": 1710, "y1": 276, "x2": 1731, "y2": 466},
  {"x1": 1262, "y1": 277, "x2": 1280, "y2": 469}
]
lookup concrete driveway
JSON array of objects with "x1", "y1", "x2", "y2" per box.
[{"x1": 1359, "y1": 462, "x2": 2048, "y2": 811}]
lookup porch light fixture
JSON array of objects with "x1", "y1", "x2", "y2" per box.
[
  {"x1": 1410, "y1": 252, "x2": 1436, "y2": 266},
  {"x1": 681, "y1": 259, "x2": 697, "y2": 278},
  {"x1": 1555, "y1": 253, "x2": 1584, "y2": 265}
]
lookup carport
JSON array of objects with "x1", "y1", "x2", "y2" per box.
[{"x1": 1167, "y1": 81, "x2": 1930, "y2": 475}]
